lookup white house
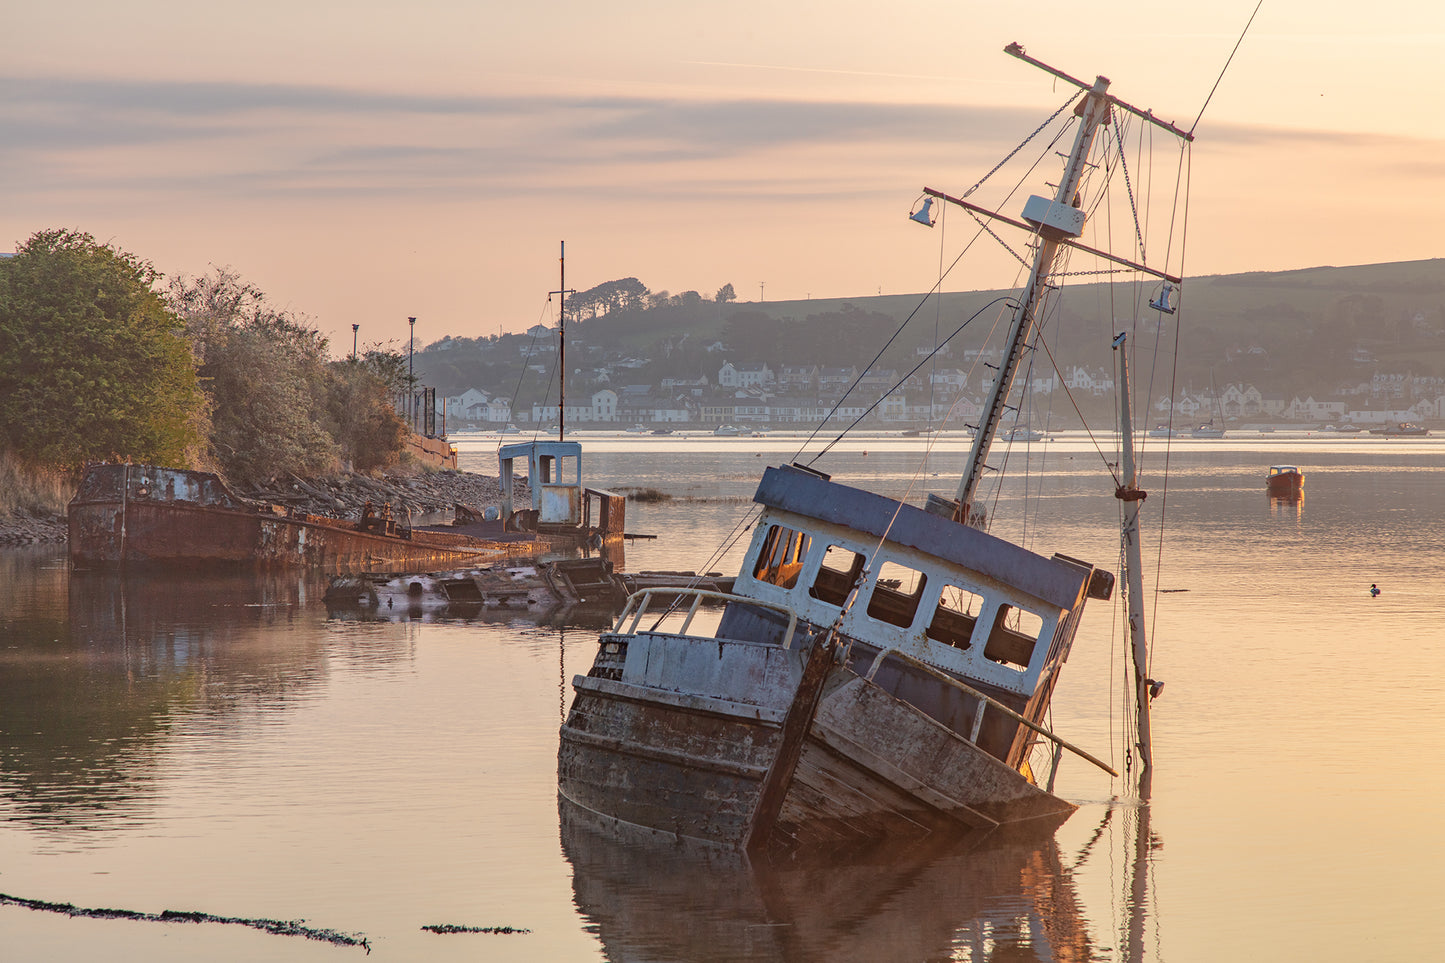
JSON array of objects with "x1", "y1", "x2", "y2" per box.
[
  {"x1": 447, "y1": 388, "x2": 491, "y2": 421},
  {"x1": 591, "y1": 389, "x2": 618, "y2": 422},
  {"x1": 1286, "y1": 396, "x2": 1345, "y2": 422},
  {"x1": 1220, "y1": 383, "x2": 1264, "y2": 418},
  {"x1": 717, "y1": 361, "x2": 775, "y2": 388},
  {"x1": 1064, "y1": 366, "x2": 1114, "y2": 395},
  {"x1": 483, "y1": 397, "x2": 512, "y2": 424}
]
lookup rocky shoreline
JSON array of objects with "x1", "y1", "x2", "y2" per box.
[{"x1": 0, "y1": 469, "x2": 528, "y2": 548}]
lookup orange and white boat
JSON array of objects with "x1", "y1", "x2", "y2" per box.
[{"x1": 1266, "y1": 465, "x2": 1304, "y2": 497}]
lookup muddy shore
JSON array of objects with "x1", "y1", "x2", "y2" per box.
[{"x1": 0, "y1": 469, "x2": 527, "y2": 548}]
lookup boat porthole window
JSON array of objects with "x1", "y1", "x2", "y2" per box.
[
  {"x1": 751, "y1": 525, "x2": 811, "y2": 589},
  {"x1": 809, "y1": 545, "x2": 865, "y2": 607},
  {"x1": 865, "y1": 561, "x2": 928, "y2": 629},
  {"x1": 984, "y1": 604, "x2": 1044, "y2": 671},
  {"x1": 927, "y1": 584, "x2": 984, "y2": 650}
]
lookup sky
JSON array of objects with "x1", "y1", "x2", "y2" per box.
[{"x1": 4, "y1": 1, "x2": 1444, "y2": 355}]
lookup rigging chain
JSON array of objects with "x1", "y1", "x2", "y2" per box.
[
  {"x1": 961, "y1": 90, "x2": 1081, "y2": 199},
  {"x1": 1111, "y1": 117, "x2": 1149, "y2": 266}
]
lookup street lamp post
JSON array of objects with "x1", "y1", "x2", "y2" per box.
[
  {"x1": 408, "y1": 317, "x2": 416, "y2": 429},
  {"x1": 351, "y1": 323, "x2": 359, "y2": 360}
]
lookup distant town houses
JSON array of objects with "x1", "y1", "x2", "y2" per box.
[
  {"x1": 1287, "y1": 397, "x2": 1346, "y2": 422},
  {"x1": 776, "y1": 364, "x2": 818, "y2": 389},
  {"x1": 445, "y1": 353, "x2": 1445, "y2": 429}
]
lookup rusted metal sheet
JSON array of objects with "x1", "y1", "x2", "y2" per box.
[
  {"x1": 540, "y1": 484, "x2": 580, "y2": 526},
  {"x1": 587, "y1": 488, "x2": 625, "y2": 535},
  {"x1": 67, "y1": 464, "x2": 548, "y2": 572}
]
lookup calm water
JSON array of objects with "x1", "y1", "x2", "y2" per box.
[{"x1": 3, "y1": 430, "x2": 1445, "y2": 961}]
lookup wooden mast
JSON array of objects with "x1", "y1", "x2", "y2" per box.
[
  {"x1": 1112, "y1": 332, "x2": 1153, "y2": 769},
  {"x1": 549, "y1": 241, "x2": 574, "y2": 443}
]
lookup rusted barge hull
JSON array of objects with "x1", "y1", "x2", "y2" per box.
[{"x1": 68, "y1": 464, "x2": 554, "y2": 571}]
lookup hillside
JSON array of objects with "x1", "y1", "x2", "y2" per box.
[{"x1": 415, "y1": 258, "x2": 1445, "y2": 410}]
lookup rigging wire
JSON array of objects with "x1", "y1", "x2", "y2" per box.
[
  {"x1": 790, "y1": 108, "x2": 1080, "y2": 468},
  {"x1": 806, "y1": 298, "x2": 1017, "y2": 464},
  {"x1": 501, "y1": 301, "x2": 557, "y2": 453},
  {"x1": 1148, "y1": 145, "x2": 1193, "y2": 680},
  {"x1": 928, "y1": 203, "x2": 947, "y2": 429},
  {"x1": 962, "y1": 90, "x2": 1083, "y2": 200},
  {"x1": 1190, "y1": 0, "x2": 1264, "y2": 137}
]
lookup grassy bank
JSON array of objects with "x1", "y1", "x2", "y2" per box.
[{"x1": 0, "y1": 451, "x2": 75, "y2": 517}]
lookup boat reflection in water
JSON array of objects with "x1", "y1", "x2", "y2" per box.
[
  {"x1": 1269, "y1": 491, "x2": 1304, "y2": 521},
  {"x1": 560, "y1": 794, "x2": 1101, "y2": 963}
]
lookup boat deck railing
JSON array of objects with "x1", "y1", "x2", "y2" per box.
[
  {"x1": 865, "y1": 645, "x2": 1118, "y2": 778},
  {"x1": 612, "y1": 587, "x2": 1116, "y2": 779},
  {"x1": 614, "y1": 588, "x2": 802, "y2": 651}
]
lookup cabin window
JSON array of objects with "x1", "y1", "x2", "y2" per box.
[
  {"x1": 984, "y1": 604, "x2": 1045, "y2": 671},
  {"x1": 558, "y1": 456, "x2": 578, "y2": 483},
  {"x1": 927, "y1": 584, "x2": 984, "y2": 650},
  {"x1": 865, "y1": 561, "x2": 928, "y2": 628},
  {"x1": 538, "y1": 455, "x2": 554, "y2": 484},
  {"x1": 809, "y1": 544, "x2": 865, "y2": 607},
  {"x1": 752, "y1": 525, "x2": 811, "y2": 589}
]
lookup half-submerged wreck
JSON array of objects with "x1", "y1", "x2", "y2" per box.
[
  {"x1": 324, "y1": 558, "x2": 733, "y2": 620},
  {"x1": 68, "y1": 464, "x2": 559, "y2": 571},
  {"x1": 558, "y1": 43, "x2": 1182, "y2": 857}
]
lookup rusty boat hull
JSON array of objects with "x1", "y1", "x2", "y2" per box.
[{"x1": 68, "y1": 464, "x2": 552, "y2": 572}]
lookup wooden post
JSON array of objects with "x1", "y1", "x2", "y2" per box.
[
  {"x1": 744, "y1": 632, "x2": 835, "y2": 856},
  {"x1": 1113, "y1": 333, "x2": 1153, "y2": 770}
]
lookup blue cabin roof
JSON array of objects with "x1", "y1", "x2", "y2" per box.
[{"x1": 753, "y1": 464, "x2": 1089, "y2": 610}]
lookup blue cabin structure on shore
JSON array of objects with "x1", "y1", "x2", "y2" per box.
[{"x1": 499, "y1": 440, "x2": 625, "y2": 537}]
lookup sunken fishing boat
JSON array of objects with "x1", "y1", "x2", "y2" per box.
[
  {"x1": 558, "y1": 42, "x2": 1181, "y2": 858},
  {"x1": 324, "y1": 557, "x2": 733, "y2": 620}
]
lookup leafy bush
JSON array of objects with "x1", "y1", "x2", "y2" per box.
[
  {"x1": 168, "y1": 268, "x2": 406, "y2": 483},
  {"x1": 0, "y1": 230, "x2": 207, "y2": 468}
]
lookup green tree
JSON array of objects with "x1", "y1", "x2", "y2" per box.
[
  {"x1": 168, "y1": 268, "x2": 404, "y2": 483},
  {"x1": 325, "y1": 350, "x2": 407, "y2": 473},
  {"x1": 168, "y1": 268, "x2": 335, "y2": 482},
  {"x1": 0, "y1": 229, "x2": 206, "y2": 467}
]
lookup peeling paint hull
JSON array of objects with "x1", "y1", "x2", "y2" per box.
[
  {"x1": 558, "y1": 628, "x2": 1075, "y2": 856},
  {"x1": 559, "y1": 463, "x2": 1103, "y2": 856}
]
